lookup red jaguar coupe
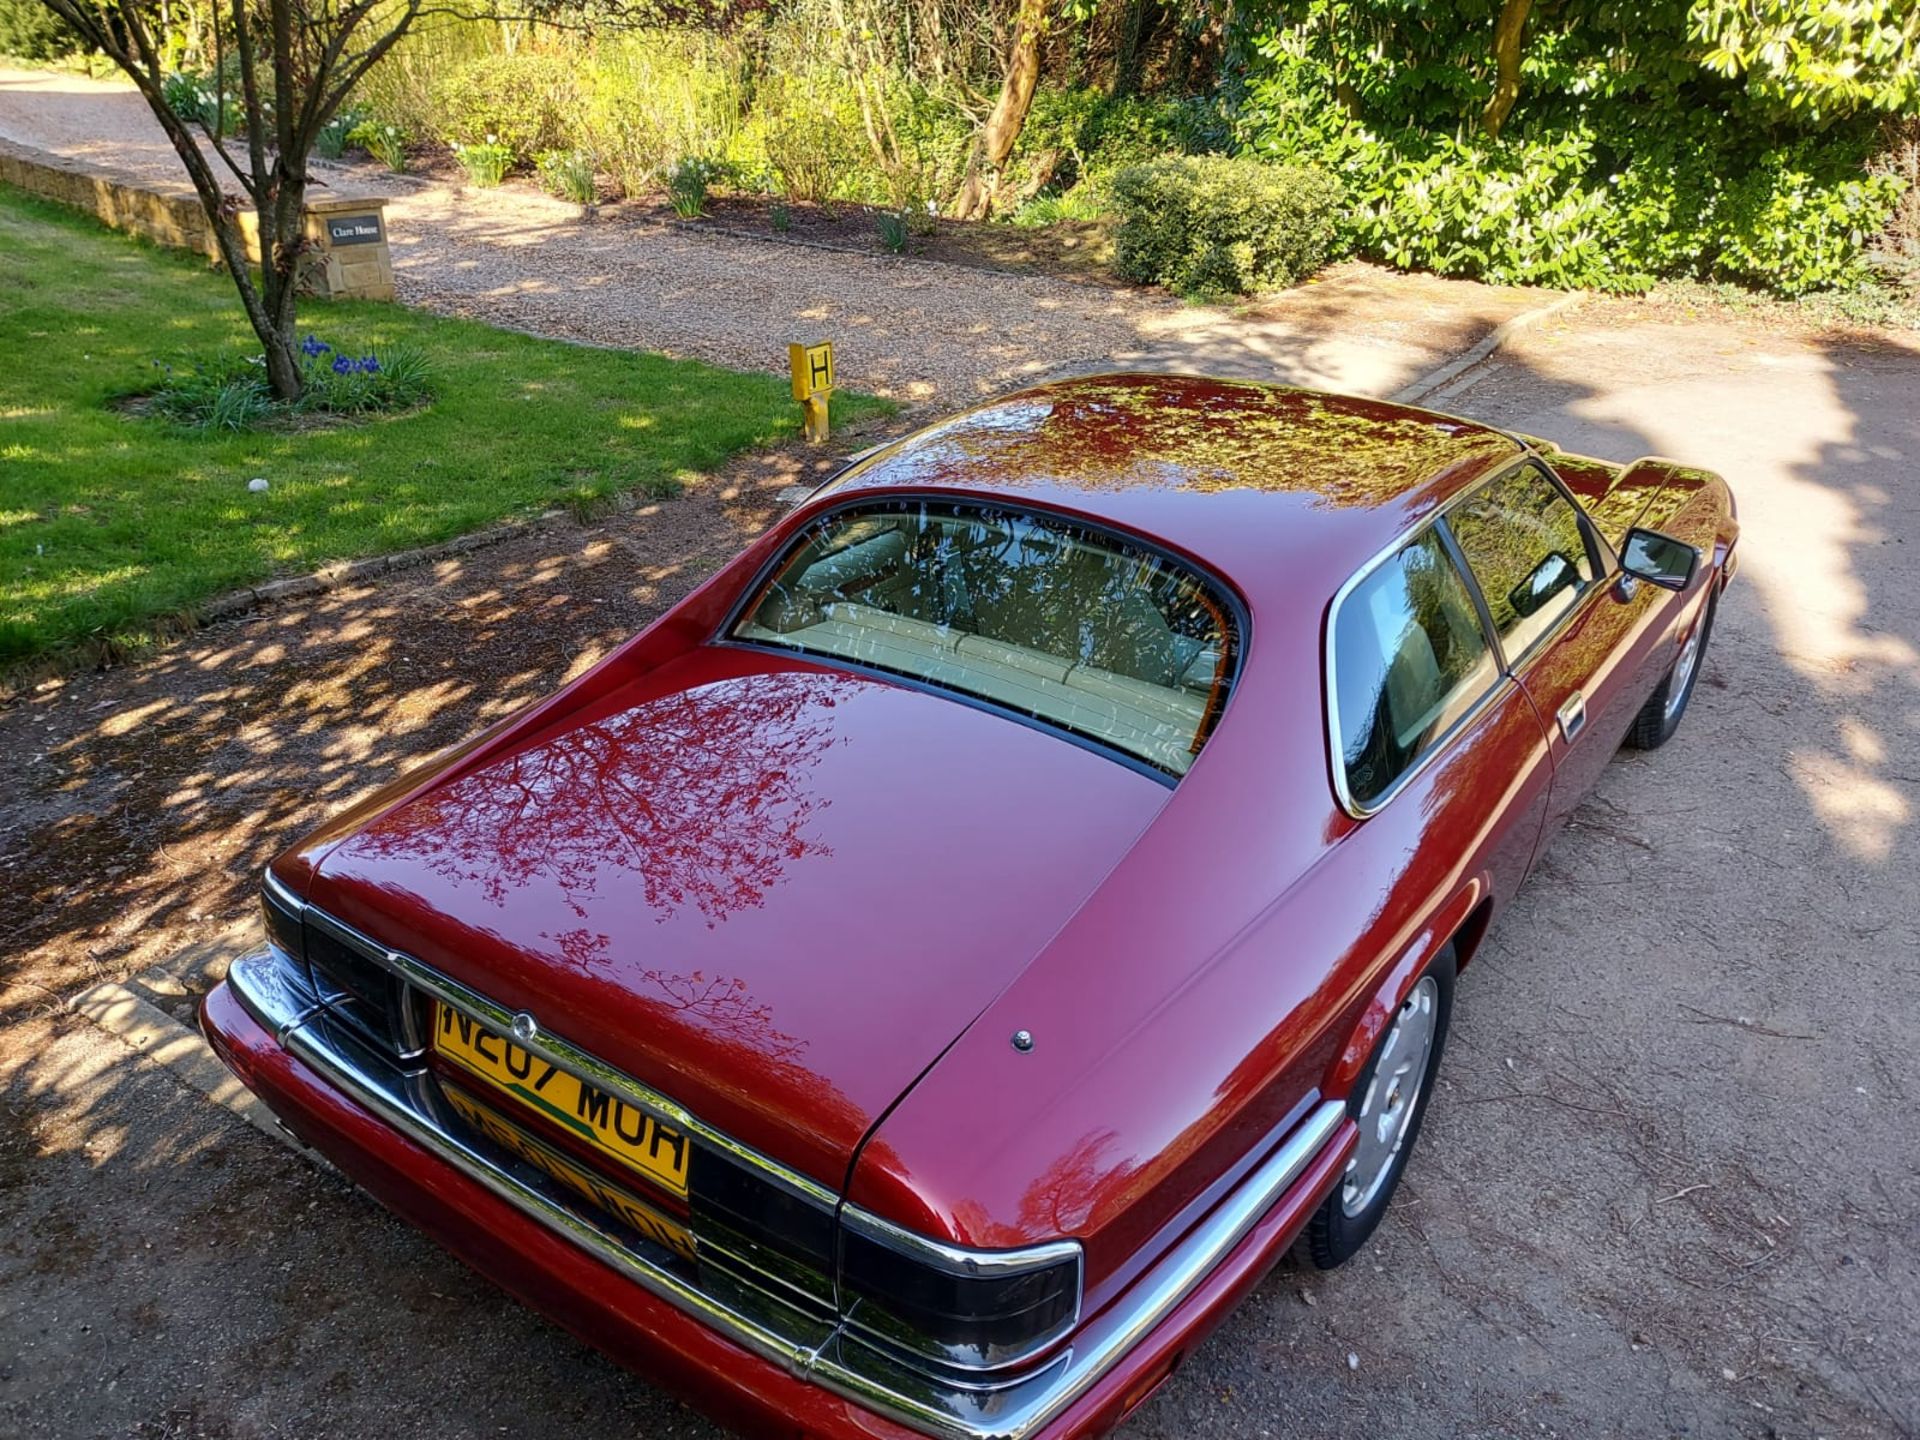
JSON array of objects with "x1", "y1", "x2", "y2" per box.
[{"x1": 202, "y1": 374, "x2": 1738, "y2": 1440}]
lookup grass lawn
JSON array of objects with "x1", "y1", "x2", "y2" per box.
[{"x1": 0, "y1": 185, "x2": 888, "y2": 668}]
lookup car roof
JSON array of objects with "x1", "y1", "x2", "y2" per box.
[{"x1": 821, "y1": 373, "x2": 1524, "y2": 612}]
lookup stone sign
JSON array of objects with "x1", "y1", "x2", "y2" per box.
[
  {"x1": 325, "y1": 213, "x2": 384, "y2": 247},
  {"x1": 303, "y1": 196, "x2": 395, "y2": 302}
]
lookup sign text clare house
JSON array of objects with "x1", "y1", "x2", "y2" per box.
[{"x1": 327, "y1": 213, "x2": 383, "y2": 247}]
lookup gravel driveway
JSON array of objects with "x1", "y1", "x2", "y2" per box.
[{"x1": 0, "y1": 66, "x2": 1548, "y2": 407}]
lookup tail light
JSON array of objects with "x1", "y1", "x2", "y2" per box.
[{"x1": 838, "y1": 1212, "x2": 1082, "y2": 1371}]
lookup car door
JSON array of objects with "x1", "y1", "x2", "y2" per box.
[{"x1": 1442, "y1": 458, "x2": 1667, "y2": 852}]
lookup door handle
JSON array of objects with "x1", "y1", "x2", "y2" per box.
[{"x1": 1557, "y1": 691, "x2": 1587, "y2": 742}]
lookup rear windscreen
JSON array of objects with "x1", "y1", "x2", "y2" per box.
[{"x1": 732, "y1": 501, "x2": 1239, "y2": 777}]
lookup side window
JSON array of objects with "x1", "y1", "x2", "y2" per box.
[
  {"x1": 1333, "y1": 530, "x2": 1500, "y2": 809},
  {"x1": 1446, "y1": 464, "x2": 1597, "y2": 661}
]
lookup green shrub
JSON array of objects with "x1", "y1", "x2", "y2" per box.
[
  {"x1": 666, "y1": 156, "x2": 711, "y2": 217},
  {"x1": 1232, "y1": 7, "x2": 1910, "y2": 297},
  {"x1": 348, "y1": 119, "x2": 410, "y2": 173},
  {"x1": 1870, "y1": 119, "x2": 1920, "y2": 294},
  {"x1": 536, "y1": 149, "x2": 599, "y2": 205},
  {"x1": 1110, "y1": 155, "x2": 1342, "y2": 295},
  {"x1": 765, "y1": 115, "x2": 856, "y2": 207},
  {"x1": 879, "y1": 81, "x2": 976, "y2": 210},
  {"x1": 1003, "y1": 90, "x2": 1229, "y2": 234},
  {"x1": 0, "y1": 0, "x2": 82, "y2": 60},
  {"x1": 1075, "y1": 93, "x2": 1230, "y2": 184},
  {"x1": 434, "y1": 53, "x2": 577, "y2": 158},
  {"x1": 875, "y1": 211, "x2": 908, "y2": 253},
  {"x1": 1339, "y1": 129, "x2": 1626, "y2": 290},
  {"x1": 1241, "y1": 89, "x2": 1906, "y2": 295},
  {"x1": 315, "y1": 109, "x2": 362, "y2": 161},
  {"x1": 581, "y1": 31, "x2": 747, "y2": 199},
  {"x1": 757, "y1": 68, "x2": 868, "y2": 208},
  {"x1": 452, "y1": 139, "x2": 515, "y2": 187},
  {"x1": 162, "y1": 68, "x2": 247, "y2": 134},
  {"x1": 354, "y1": 14, "x2": 493, "y2": 139},
  {"x1": 1716, "y1": 142, "x2": 1906, "y2": 295},
  {"x1": 1009, "y1": 187, "x2": 1110, "y2": 227}
]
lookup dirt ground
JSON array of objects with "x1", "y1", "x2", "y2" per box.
[
  {"x1": 3, "y1": 60, "x2": 1920, "y2": 1440},
  {"x1": 3, "y1": 306, "x2": 1917, "y2": 1440}
]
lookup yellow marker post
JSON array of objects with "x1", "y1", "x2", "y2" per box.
[{"x1": 789, "y1": 340, "x2": 834, "y2": 444}]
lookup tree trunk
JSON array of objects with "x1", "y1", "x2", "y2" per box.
[
  {"x1": 1112, "y1": 0, "x2": 1152, "y2": 99},
  {"x1": 261, "y1": 322, "x2": 303, "y2": 395},
  {"x1": 256, "y1": 174, "x2": 308, "y2": 398},
  {"x1": 949, "y1": 0, "x2": 1049, "y2": 221},
  {"x1": 1481, "y1": 0, "x2": 1534, "y2": 138}
]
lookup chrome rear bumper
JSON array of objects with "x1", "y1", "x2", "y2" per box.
[{"x1": 226, "y1": 945, "x2": 1343, "y2": 1440}]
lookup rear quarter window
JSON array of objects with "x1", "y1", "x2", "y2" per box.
[
  {"x1": 731, "y1": 501, "x2": 1240, "y2": 778},
  {"x1": 1332, "y1": 529, "x2": 1499, "y2": 810}
]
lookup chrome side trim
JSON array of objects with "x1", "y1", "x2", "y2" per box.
[
  {"x1": 262, "y1": 867, "x2": 304, "y2": 914},
  {"x1": 840, "y1": 1207, "x2": 1084, "y2": 1277},
  {"x1": 226, "y1": 945, "x2": 1345, "y2": 1440}
]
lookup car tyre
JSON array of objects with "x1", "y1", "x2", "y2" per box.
[
  {"x1": 1626, "y1": 585, "x2": 1717, "y2": 751},
  {"x1": 1299, "y1": 946, "x2": 1455, "y2": 1270}
]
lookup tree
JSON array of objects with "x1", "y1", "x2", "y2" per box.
[
  {"x1": 949, "y1": 0, "x2": 1053, "y2": 220},
  {"x1": 1480, "y1": 0, "x2": 1533, "y2": 136},
  {"x1": 33, "y1": 0, "x2": 669, "y2": 400},
  {"x1": 36, "y1": 0, "x2": 441, "y2": 399},
  {"x1": 1693, "y1": 0, "x2": 1920, "y2": 120}
]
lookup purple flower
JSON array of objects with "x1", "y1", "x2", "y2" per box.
[
  {"x1": 301, "y1": 335, "x2": 331, "y2": 358},
  {"x1": 331, "y1": 354, "x2": 354, "y2": 374}
]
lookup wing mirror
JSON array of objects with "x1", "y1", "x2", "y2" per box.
[
  {"x1": 1507, "y1": 551, "x2": 1577, "y2": 619},
  {"x1": 1620, "y1": 528, "x2": 1698, "y2": 592}
]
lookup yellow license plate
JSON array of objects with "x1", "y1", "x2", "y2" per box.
[
  {"x1": 441, "y1": 1085, "x2": 695, "y2": 1261},
  {"x1": 432, "y1": 1003, "x2": 691, "y2": 1200}
]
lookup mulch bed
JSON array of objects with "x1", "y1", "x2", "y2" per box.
[
  {"x1": 396, "y1": 140, "x2": 1121, "y2": 287},
  {"x1": 653, "y1": 194, "x2": 1120, "y2": 285}
]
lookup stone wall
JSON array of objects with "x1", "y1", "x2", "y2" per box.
[
  {"x1": 0, "y1": 136, "x2": 235, "y2": 261},
  {"x1": 0, "y1": 138, "x2": 393, "y2": 301}
]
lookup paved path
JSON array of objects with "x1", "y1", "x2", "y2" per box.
[{"x1": 0, "y1": 65, "x2": 1551, "y2": 407}]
